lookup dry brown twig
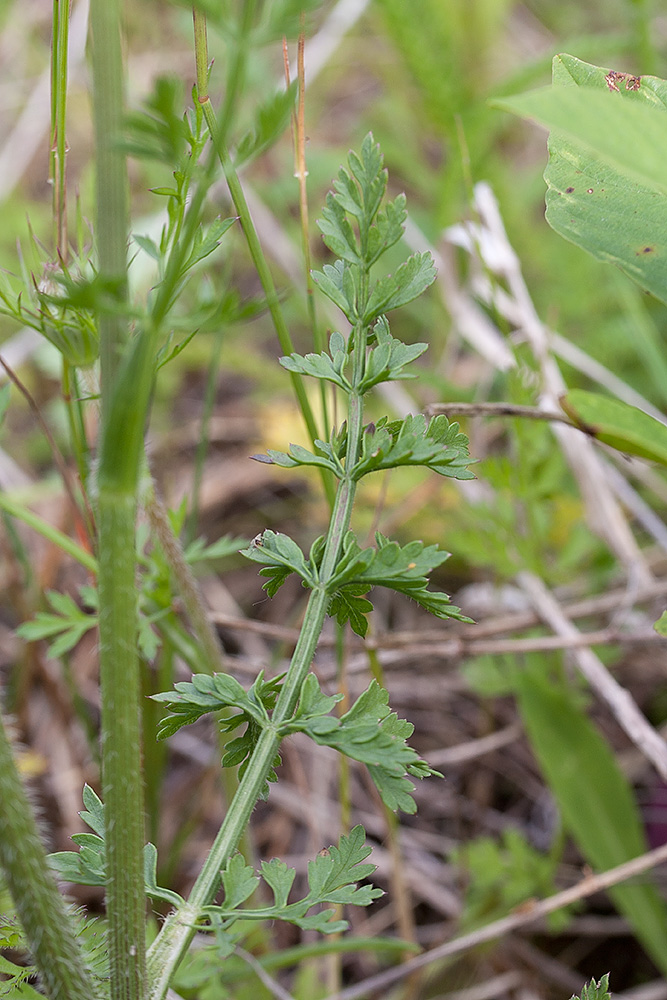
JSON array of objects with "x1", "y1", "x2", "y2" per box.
[
  {"x1": 465, "y1": 182, "x2": 652, "y2": 588},
  {"x1": 321, "y1": 841, "x2": 667, "y2": 1000},
  {"x1": 517, "y1": 570, "x2": 667, "y2": 781}
]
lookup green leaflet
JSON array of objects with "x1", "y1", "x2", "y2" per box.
[{"x1": 514, "y1": 667, "x2": 667, "y2": 973}]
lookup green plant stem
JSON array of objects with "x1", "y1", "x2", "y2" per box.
[
  {"x1": 191, "y1": 15, "x2": 334, "y2": 507},
  {"x1": 90, "y1": 0, "x2": 129, "y2": 398},
  {"x1": 0, "y1": 711, "x2": 97, "y2": 1000},
  {"x1": 90, "y1": 0, "x2": 146, "y2": 998},
  {"x1": 219, "y1": 0, "x2": 256, "y2": 138},
  {"x1": 184, "y1": 323, "x2": 224, "y2": 546},
  {"x1": 630, "y1": 0, "x2": 656, "y2": 75},
  {"x1": 62, "y1": 360, "x2": 91, "y2": 492},
  {"x1": 97, "y1": 494, "x2": 147, "y2": 1000},
  {"x1": 50, "y1": 0, "x2": 70, "y2": 256},
  {"x1": 147, "y1": 314, "x2": 370, "y2": 999}
]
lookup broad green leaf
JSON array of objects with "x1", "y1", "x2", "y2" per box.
[
  {"x1": 287, "y1": 679, "x2": 440, "y2": 813},
  {"x1": 311, "y1": 261, "x2": 356, "y2": 320},
  {"x1": 279, "y1": 347, "x2": 351, "y2": 390},
  {"x1": 305, "y1": 825, "x2": 378, "y2": 901},
  {"x1": 515, "y1": 668, "x2": 667, "y2": 974},
  {"x1": 133, "y1": 234, "x2": 161, "y2": 261},
  {"x1": 561, "y1": 389, "x2": 667, "y2": 466},
  {"x1": 655, "y1": 610, "x2": 667, "y2": 636},
  {"x1": 80, "y1": 783, "x2": 105, "y2": 838},
  {"x1": 497, "y1": 54, "x2": 667, "y2": 304},
  {"x1": 318, "y1": 193, "x2": 360, "y2": 264},
  {"x1": 351, "y1": 414, "x2": 474, "y2": 480},
  {"x1": 182, "y1": 216, "x2": 236, "y2": 273},
  {"x1": 326, "y1": 531, "x2": 472, "y2": 627},
  {"x1": 496, "y1": 66, "x2": 667, "y2": 197},
  {"x1": 202, "y1": 828, "x2": 381, "y2": 935},
  {"x1": 328, "y1": 586, "x2": 374, "y2": 637},
  {"x1": 358, "y1": 317, "x2": 427, "y2": 391},
  {"x1": 294, "y1": 673, "x2": 342, "y2": 721}
]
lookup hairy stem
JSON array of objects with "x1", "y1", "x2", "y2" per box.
[
  {"x1": 0, "y1": 712, "x2": 98, "y2": 1000},
  {"x1": 90, "y1": 0, "x2": 146, "y2": 997}
]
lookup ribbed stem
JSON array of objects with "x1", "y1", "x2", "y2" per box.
[
  {"x1": 97, "y1": 495, "x2": 147, "y2": 1000},
  {"x1": 90, "y1": 1, "x2": 146, "y2": 998}
]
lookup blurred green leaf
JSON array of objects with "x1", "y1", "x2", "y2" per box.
[
  {"x1": 497, "y1": 54, "x2": 667, "y2": 304},
  {"x1": 515, "y1": 667, "x2": 667, "y2": 974},
  {"x1": 496, "y1": 63, "x2": 667, "y2": 196},
  {"x1": 654, "y1": 610, "x2": 667, "y2": 636},
  {"x1": 561, "y1": 389, "x2": 667, "y2": 466},
  {"x1": 235, "y1": 83, "x2": 298, "y2": 168}
]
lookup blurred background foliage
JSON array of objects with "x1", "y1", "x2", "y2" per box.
[{"x1": 1, "y1": 1, "x2": 667, "y2": 995}]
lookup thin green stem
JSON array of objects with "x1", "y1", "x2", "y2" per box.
[
  {"x1": 147, "y1": 307, "x2": 372, "y2": 999},
  {"x1": 62, "y1": 361, "x2": 90, "y2": 490},
  {"x1": 629, "y1": 0, "x2": 656, "y2": 74},
  {"x1": 191, "y1": 14, "x2": 334, "y2": 506},
  {"x1": 0, "y1": 711, "x2": 98, "y2": 1000},
  {"x1": 51, "y1": 0, "x2": 70, "y2": 257},
  {"x1": 184, "y1": 323, "x2": 225, "y2": 545},
  {"x1": 145, "y1": 482, "x2": 225, "y2": 673}
]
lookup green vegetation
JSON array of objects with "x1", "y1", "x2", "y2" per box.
[{"x1": 0, "y1": 3, "x2": 666, "y2": 999}]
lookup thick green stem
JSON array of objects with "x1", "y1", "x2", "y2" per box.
[
  {"x1": 91, "y1": 1, "x2": 146, "y2": 998},
  {"x1": 90, "y1": 0, "x2": 129, "y2": 399},
  {"x1": 97, "y1": 495, "x2": 147, "y2": 1000},
  {"x1": 0, "y1": 712, "x2": 98, "y2": 1000}
]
